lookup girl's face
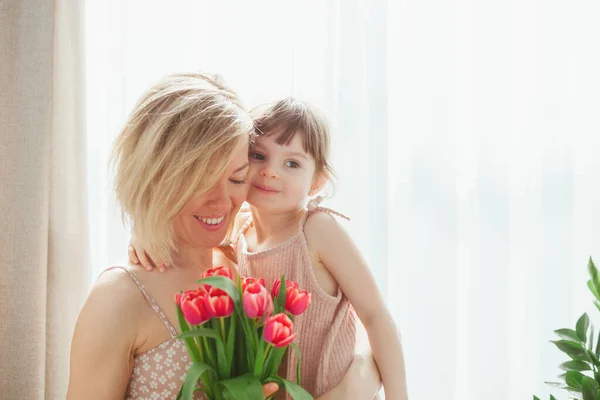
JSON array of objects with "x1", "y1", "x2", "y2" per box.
[
  {"x1": 174, "y1": 143, "x2": 250, "y2": 249},
  {"x1": 246, "y1": 131, "x2": 320, "y2": 214}
]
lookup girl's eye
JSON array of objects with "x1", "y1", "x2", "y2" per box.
[
  {"x1": 230, "y1": 177, "x2": 247, "y2": 185},
  {"x1": 285, "y1": 160, "x2": 300, "y2": 168},
  {"x1": 250, "y1": 152, "x2": 265, "y2": 161}
]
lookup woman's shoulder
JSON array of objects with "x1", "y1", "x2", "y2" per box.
[{"x1": 84, "y1": 266, "x2": 147, "y2": 326}]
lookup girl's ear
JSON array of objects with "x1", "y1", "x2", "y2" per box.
[{"x1": 308, "y1": 172, "x2": 328, "y2": 196}]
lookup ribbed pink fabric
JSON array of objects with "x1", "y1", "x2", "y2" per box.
[{"x1": 235, "y1": 209, "x2": 356, "y2": 399}]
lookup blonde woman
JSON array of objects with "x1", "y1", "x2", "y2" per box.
[{"x1": 67, "y1": 73, "x2": 379, "y2": 400}]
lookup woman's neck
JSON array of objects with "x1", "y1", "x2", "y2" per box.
[
  {"x1": 171, "y1": 244, "x2": 213, "y2": 275},
  {"x1": 249, "y1": 206, "x2": 304, "y2": 246}
]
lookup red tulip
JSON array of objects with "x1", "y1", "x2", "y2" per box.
[
  {"x1": 205, "y1": 287, "x2": 234, "y2": 318},
  {"x1": 271, "y1": 279, "x2": 311, "y2": 316},
  {"x1": 242, "y1": 276, "x2": 266, "y2": 292},
  {"x1": 201, "y1": 266, "x2": 233, "y2": 290},
  {"x1": 243, "y1": 282, "x2": 273, "y2": 319},
  {"x1": 263, "y1": 313, "x2": 297, "y2": 348},
  {"x1": 175, "y1": 288, "x2": 211, "y2": 326},
  {"x1": 285, "y1": 286, "x2": 311, "y2": 316},
  {"x1": 271, "y1": 278, "x2": 298, "y2": 299}
]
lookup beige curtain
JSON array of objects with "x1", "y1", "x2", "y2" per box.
[{"x1": 0, "y1": 0, "x2": 89, "y2": 398}]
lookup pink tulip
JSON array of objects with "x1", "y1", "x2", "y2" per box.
[
  {"x1": 243, "y1": 282, "x2": 273, "y2": 319},
  {"x1": 263, "y1": 313, "x2": 297, "y2": 348}
]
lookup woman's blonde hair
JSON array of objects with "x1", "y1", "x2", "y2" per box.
[{"x1": 110, "y1": 72, "x2": 253, "y2": 264}]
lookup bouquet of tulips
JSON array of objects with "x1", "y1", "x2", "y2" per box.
[{"x1": 174, "y1": 266, "x2": 313, "y2": 400}]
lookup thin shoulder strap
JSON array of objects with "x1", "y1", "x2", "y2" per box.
[
  {"x1": 103, "y1": 266, "x2": 178, "y2": 338},
  {"x1": 300, "y1": 196, "x2": 351, "y2": 227}
]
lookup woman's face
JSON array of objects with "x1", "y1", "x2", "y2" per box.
[{"x1": 174, "y1": 142, "x2": 250, "y2": 249}]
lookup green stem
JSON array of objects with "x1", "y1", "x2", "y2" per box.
[
  {"x1": 220, "y1": 318, "x2": 227, "y2": 345},
  {"x1": 261, "y1": 344, "x2": 273, "y2": 380},
  {"x1": 195, "y1": 337, "x2": 204, "y2": 363}
]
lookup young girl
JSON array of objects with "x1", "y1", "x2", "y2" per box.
[{"x1": 131, "y1": 98, "x2": 408, "y2": 400}]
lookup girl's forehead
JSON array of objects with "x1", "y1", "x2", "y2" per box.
[{"x1": 255, "y1": 131, "x2": 307, "y2": 152}]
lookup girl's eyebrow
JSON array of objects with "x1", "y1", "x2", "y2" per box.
[{"x1": 285, "y1": 151, "x2": 309, "y2": 161}]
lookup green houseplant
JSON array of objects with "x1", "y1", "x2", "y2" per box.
[{"x1": 534, "y1": 258, "x2": 600, "y2": 400}]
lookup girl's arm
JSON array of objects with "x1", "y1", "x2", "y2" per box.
[
  {"x1": 305, "y1": 212, "x2": 409, "y2": 400},
  {"x1": 316, "y1": 353, "x2": 382, "y2": 399},
  {"x1": 67, "y1": 269, "x2": 139, "y2": 399}
]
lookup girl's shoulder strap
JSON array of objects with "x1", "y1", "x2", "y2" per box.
[{"x1": 301, "y1": 196, "x2": 350, "y2": 228}]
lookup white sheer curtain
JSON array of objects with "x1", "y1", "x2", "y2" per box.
[{"x1": 85, "y1": 1, "x2": 600, "y2": 399}]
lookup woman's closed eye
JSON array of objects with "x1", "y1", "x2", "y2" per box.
[{"x1": 229, "y1": 176, "x2": 247, "y2": 185}]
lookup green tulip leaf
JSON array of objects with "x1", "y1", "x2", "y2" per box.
[
  {"x1": 197, "y1": 276, "x2": 241, "y2": 303},
  {"x1": 181, "y1": 362, "x2": 215, "y2": 400},
  {"x1": 219, "y1": 374, "x2": 265, "y2": 400}
]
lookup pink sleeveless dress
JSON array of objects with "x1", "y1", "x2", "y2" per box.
[
  {"x1": 234, "y1": 207, "x2": 357, "y2": 399},
  {"x1": 102, "y1": 266, "x2": 204, "y2": 400}
]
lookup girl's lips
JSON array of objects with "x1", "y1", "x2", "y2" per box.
[{"x1": 253, "y1": 184, "x2": 279, "y2": 194}]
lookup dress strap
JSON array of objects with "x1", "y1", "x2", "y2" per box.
[
  {"x1": 102, "y1": 266, "x2": 179, "y2": 338},
  {"x1": 301, "y1": 196, "x2": 350, "y2": 227}
]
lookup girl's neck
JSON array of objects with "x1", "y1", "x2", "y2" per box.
[{"x1": 248, "y1": 206, "x2": 304, "y2": 247}]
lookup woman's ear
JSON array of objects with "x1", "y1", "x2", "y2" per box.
[{"x1": 308, "y1": 172, "x2": 328, "y2": 196}]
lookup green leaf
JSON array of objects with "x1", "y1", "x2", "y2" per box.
[
  {"x1": 590, "y1": 350, "x2": 600, "y2": 366},
  {"x1": 550, "y1": 395, "x2": 557, "y2": 400},
  {"x1": 277, "y1": 274, "x2": 287, "y2": 314},
  {"x1": 264, "y1": 346, "x2": 287, "y2": 378},
  {"x1": 271, "y1": 377, "x2": 314, "y2": 400},
  {"x1": 226, "y1": 314, "x2": 236, "y2": 372},
  {"x1": 594, "y1": 300, "x2": 600, "y2": 315},
  {"x1": 589, "y1": 281, "x2": 600, "y2": 301},
  {"x1": 181, "y1": 362, "x2": 215, "y2": 400},
  {"x1": 290, "y1": 343, "x2": 303, "y2": 386},
  {"x1": 179, "y1": 327, "x2": 223, "y2": 342},
  {"x1": 578, "y1": 314, "x2": 591, "y2": 342},
  {"x1": 589, "y1": 325, "x2": 595, "y2": 351},
  {"x1": 589, "y1": 257, "x2": 599, "y2": 282},
  {"x1": 556, "y1": 328, "x2": 585, "y2": 343},
  {"x1": 218, "y1": 374, "x2": 265, "y2": 400},
  {"x1": 560, "y1": 360, "x2": 592, "y2": 372},
  {"x1": 596, "y1": 329, "x2": 600, "y2": 356},
  {"x1": 254, "y1": 339, "x2": 266, "y2": 377},
  {"x1": 565, "y1": 370, "x2": 584, "y2": 391},
  {"x1": 553, "y1": 340, "x2": 587, "y2": 358},
  {"x1": 197, "y1": 276, "x2": 241, "y2": 304},
  {"x1": 582, "y1": 375, "x2": 600, "y2": 400},
  {"x1": 176, "y1": 303, "x2": 202, "y2": 362}
]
